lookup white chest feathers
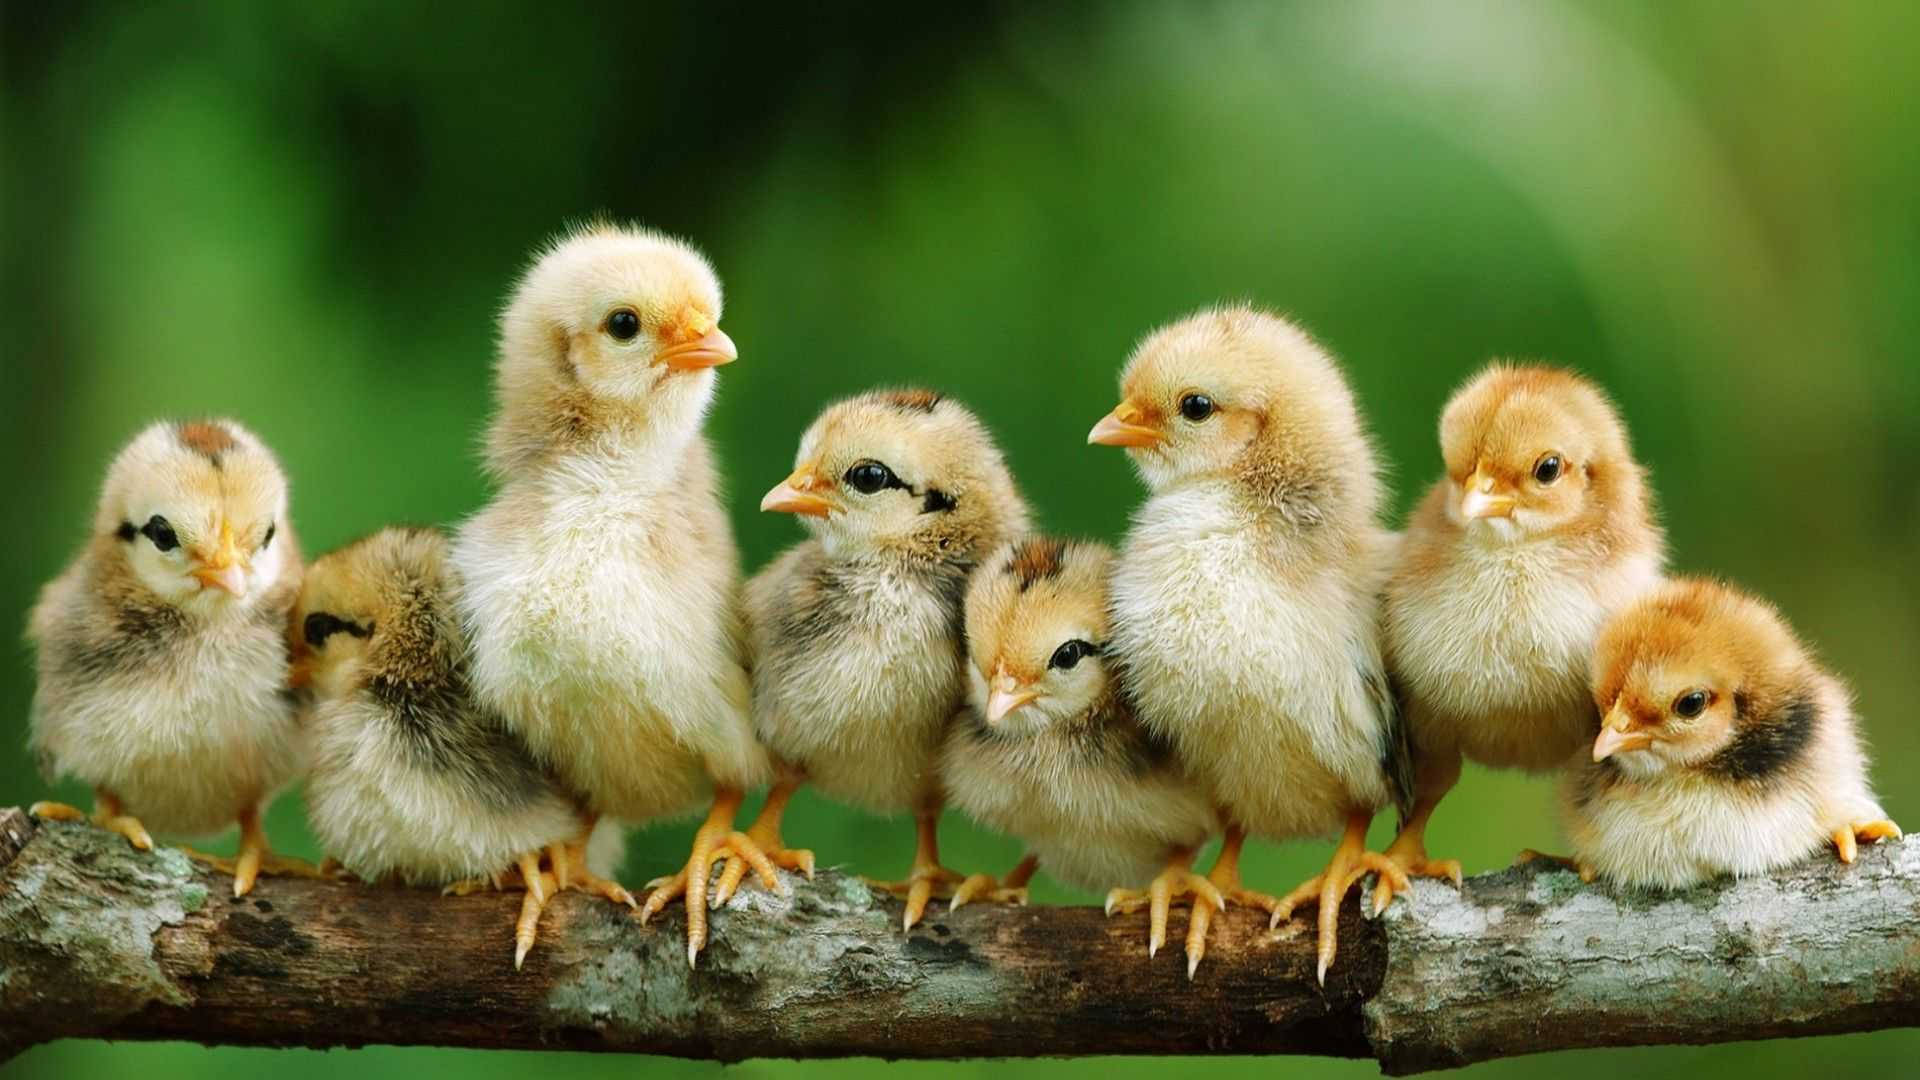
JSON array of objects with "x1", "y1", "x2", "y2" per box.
[
  {"x1": 752, "y1": 560, "x2": 964, "y2": 814},
  {"x1": 33, "y1": 613, "x2": 305, "y2": 837},
  {"x1": 452, "y1": 460, "x2": 754, "y2": 817},
  {"x1": 1387, "y1": 537, "x2": 1661, "y2": 770},
  {"x1": 1109, "y1": 486, "x2": 1394, "y2": 836}
]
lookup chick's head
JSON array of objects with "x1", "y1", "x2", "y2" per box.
[
  {"x1": 97, "y1": 420, "x2": 292, "y2": 615},
  {"x1": 1089, "y1": 305, "x2": 1380, "y2": 522},
  {"x1": 292, "y1": 526, "x2": 455, "y2": 700},
  {"x1": 1589, "y1": 578, "x2": 1813, "y2": 780},
  {"x1": 963, "y1": 537, "x2": 1115, "y2": 737},
  {"x1": 489, "y1": 222, "x2": 734, "y2": 472},
  {"x1": 760, "y1": 389, "x2": 1029, "y2": 563},
  {"x1": 1438, "y1": 364, "x2": 1641, "y2": 540}
]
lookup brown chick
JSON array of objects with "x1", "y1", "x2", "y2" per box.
[
  {"x1": 746, "y1": 388, "x2": 1030, "y2": 930},
  {"x1": 1563, "y1": 577, "x2": 1899, "y2": 888},
  {"x1": 293, "y1": 527, "x2": 634, "y2": 970},
  {"x1": 1379, "y1": 364, "x2": 1664, "y2": 905},
  {"x1": 939, "y1": 536, "x2": 1221, "y2": 973},
  {"x1": 28, "y1": 419, "x2": 313, "y2": 897}
]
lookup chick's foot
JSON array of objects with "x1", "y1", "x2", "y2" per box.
[
  {"x1": 1371, "y1": 825, "x2": 1463, "y2": 916},
  {"x1": 950, "y1": 853, "x2": 1039, "y2": 912},
  {"x1": 639, "y1": 788, "x2": 781, "y2": 968},
  {"x1": 1271, "y1": 812, "x2": 1411, "y2": 985},
  {"x1": 866, "y1": 810, "x2": 965, "y2": 931},
  {"x1": 1833, "y1": 819, "x2": 1903, "y2": 863},
  {"x1": 1514, "y1": 849, "x2": 1597, "y2": 882},
  {"x1": 1180, "y1": 828, "x2": 1286, "y2": 979},
  {"x1": 1105, "y1": 848, "x2": 1225, "y2": 964}
]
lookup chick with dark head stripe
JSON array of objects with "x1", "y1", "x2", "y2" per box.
[
  {"x1": 940, "y1": 536, "x2": 1222, "y2": 973},
  {"x1": 1560, "y1": 577, "x2": 1898, "y2": 888},
  {"x1": 745, "y1": 389, "x2": 1030, "y2": 930},
  {"x1": 29, "y1": 419, "x2": 311, "y2": 897},
  {"x1": 293, "y1": 526, "x2": 633, "y2": 969}
]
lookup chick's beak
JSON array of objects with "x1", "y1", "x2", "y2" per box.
[
  {"x1": 1460, "y1": 467, "x2": 1517, "y2": 520},
  {"x1": 1088, "y1": 401, "x2": 1164, "y2": 448},
  {"x1": 192, "y1": 520, "x2": 249, "y2": 597},
  {"x1": 1592, "y1": 706, "x2": 1654, "y2": 762},
  {"x1": 985, "y1": 668, "x2": 1040, "y2": 726},
  {"x1": 760, "y1": 465, "x2": 833, "y2": 517},
  {"x1": 655, "y1": 327, "x2": 738, "y2": 370}
]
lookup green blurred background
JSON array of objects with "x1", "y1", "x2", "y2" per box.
[{"x1": 6, "y1": 1, "x2": 1917, "y2": 1076}]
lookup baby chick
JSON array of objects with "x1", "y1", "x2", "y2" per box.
[
  {"x1": 450, "y1": 223, "x2": 775, "y2": 967},
  {"x1": 1090, "y1": 306, "x2": 1412, "y2": 982},
  {"x1": 941, "y1": 536, "x2": 1222, "y2": 972},
  {"x1": 1378, "y1": 364, "x2": 1664, "y2": 905},
  {"x1": 293, "y1": 526, "x2": 634, "y2": 969},
  {"x1": 746, "y1": 388, "x2": 1030, "y2": 930},
  {"x1": 1562, "y1": 577, "x2": 1899, "y2": 888},
  {"x1": 29, "y1": 419, "x2": 309, "y2": 897}
]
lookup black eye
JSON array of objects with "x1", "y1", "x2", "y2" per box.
[
  {"x1": 1049, "y1": 639, "x2": 1097, "y2": 671},
  {"x1": 140, "y1": 515, "x2": 179, "y2": 553},
  {"x1": 261, "y1": 522, "x2": 276, "y2": 551},
  {"x1": 605, "y1": 309, "x2": 641, "y2": 342},
  {"x1": 1179, "y1": 393, "x2": 1215, "y2": 422},
  {"x1": 844, "y1": 461, "x2": 897, "y2": 495},
  {"x1": 304, "y1": 613, "x2": 343, "y2": 648},
  {"x1": 1673, "y1": 690, "x2": 1711, "y2": 718},
  {"x1": 1533, "y1": 455, "x2": 1564, "y2": 485}
]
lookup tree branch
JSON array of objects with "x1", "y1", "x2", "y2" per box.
[{"x1": 1, "y1": 805, "x2": 1913, "y2": 1072}]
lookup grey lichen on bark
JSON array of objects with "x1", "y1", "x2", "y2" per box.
[
  {"x1": 0, "y1": 811, "x2": 204, "y2": 1053},
  {"x1": 1366, "y1": 840, "x2": 1920, "y2": 1074}
]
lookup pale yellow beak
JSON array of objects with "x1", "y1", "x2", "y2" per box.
[
  {"x1": 1460, "y1": 466, "x2": 1517, "y2": 520},
  {"x1": 985, "y1": 667, "x2": 1040, "y2": 726},
  {"x1": 192, "y1": 520, "x2": 249, "y2": 597},
  {"x1": 1592, "y1": 705, "x2": 1654, "y2": 762},
  {"x1": 1088, "y1": 400, "x2": 1164, "y2": 448},
  {"x1": 760, "y1": 464, "x2": 833, "y2": 517},
  {"x1": 655, "y1": 327, "x2": 738, "y2": 371}
]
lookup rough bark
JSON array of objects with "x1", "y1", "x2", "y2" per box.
[{"x1": 1, "y1": 806, "x2": 1914, "y2": 1072}]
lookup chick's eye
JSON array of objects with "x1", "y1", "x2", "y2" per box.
[
  {"x1": 140, "y1": 515, "x2": 179, "y2": 552},
  {"x1": 605, "y1": 309, "x2": 641, "y2": 342},
  {"x1": 304, "y1": 613, "x2": 342, "y2": 647},
  {"x1": 1673, "y1": 690, "x2": 1711, "y2": 719},
  {"x1": 1179, "y1": 393, "x2": 1216, "y2": 422},
  {"x1": 1533, "y1": 455, "x2": 1564, "y2": 485},
  {"x1": 1049, "y1": 639, "x2": 1097, "y2": 671},
  {"x1": 261, "y1": 522, "x2": 276, "y2": 551},
  {"x1": 844, "y1": 461, "x2": 897, "y2": 495}
]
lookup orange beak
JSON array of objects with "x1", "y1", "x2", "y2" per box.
[
  {"x1": 1592, "y1": 705, "x2": 1654, "y2": 762},
  {"x1": 1088, "y1": 400, "x2": 1163, "y2": 448},
  {"x1": 760, "y1": 465, "x2": 834, "y2": 517},
  {"x1": 985, "y1": 667, "x2": 1040, "y2": 725},
  {"x1": 191, "y1": 520, "x2": 249, "y2": 597},
  {"x1": 1460, "y1": 466, "x2": 1517, "y2": 520},
  {"x1": 655, "y1": 327, "x2": 738, "y2": 371}
]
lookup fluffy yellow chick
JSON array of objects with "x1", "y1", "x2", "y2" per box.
[
  {"x1": 1090, "y1": 306, "x2": 1412, "y2": 982},
  {"x1": 1560, "y1": 578, "x2": 1899, "y2": 888},
  {"x1": 940, "y1": 536, "x2": 1222, "y2": 973},
  {"x1": 293, "y1": 527, "x2": 633, "y2": 969},
  {"x1": 1378, "y1": 364, "x2": 1664, "y2": 904},
  {"x1": 29, "y1": 419, "x2": 310, "y2": 897},
  {"x1": 746, "y1": 388, "x2": 1030, "y2": 930},
  {"x1": 450, "y1": 223, "x2": 775, "y2": 967}
]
